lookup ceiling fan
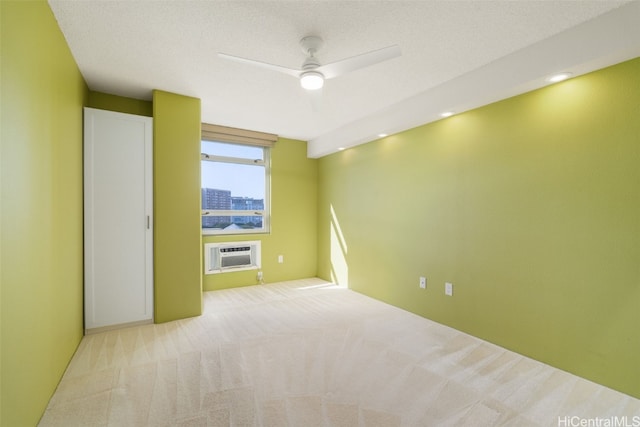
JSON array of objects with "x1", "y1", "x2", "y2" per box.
[{"x1": 218, "y1": 36, "x2": 401, "y2": 91}]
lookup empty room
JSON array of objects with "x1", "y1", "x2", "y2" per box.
[{"x1": 1, "y1": 1, "x2": 640, "y2": 426}]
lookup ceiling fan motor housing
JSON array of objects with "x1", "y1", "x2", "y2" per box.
[{"x1": 302, "y1": 56, "x2": 321, "y2": 71}]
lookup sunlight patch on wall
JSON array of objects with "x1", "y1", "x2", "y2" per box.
[{"x1": 330, "y1": 204, "x2": 349, "y2": 288}]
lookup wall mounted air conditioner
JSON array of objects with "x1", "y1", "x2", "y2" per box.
[{"x1": 204, "y1": 241, "x2": 261, "y2": 275}]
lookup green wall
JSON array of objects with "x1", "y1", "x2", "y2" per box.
[
  {"x1": 87, "y1": 91, "x2": 153, "y2": 117},
  {"x1": 153, "y1": 90, "x2": 203, "y2": 322},
  {"x1": 1, "y1": 1, "x2": 88, "y2": 425},
  {"x1": 203, "y1": 138, "x2": 318, "y2": 290},
  {"x1": 317, "y1": 57, "x2": 640, "y2": 398}
]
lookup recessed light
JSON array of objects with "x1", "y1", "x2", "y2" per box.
[
  {"x1": 378, "y1": 133, "x2": 388, "y2": 138},
  {"x1": 338, "y1": 147, "x2": 345, "y2": 151},
  {"x1": 441, "y1": 111, "x2": 454, "y2": 118},
  {"x1": 547, "y1": 72, "x2": 572, "y2": 83}
]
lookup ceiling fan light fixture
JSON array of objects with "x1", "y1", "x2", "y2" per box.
[{"x1": 300, "y1": 71, "x2": 324, "y2": 90}]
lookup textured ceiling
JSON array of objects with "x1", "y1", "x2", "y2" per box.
[{"x1": 48, "y1": 0, "x2": 640, "y2": 157}]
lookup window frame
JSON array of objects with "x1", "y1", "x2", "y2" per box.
[{"x1": 201, "y1": 142, "x2": 271, "y2": 236}]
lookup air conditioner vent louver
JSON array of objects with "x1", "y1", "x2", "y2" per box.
[{"x1": 221, "y1": 246, "x2": 251, "y2": 253}]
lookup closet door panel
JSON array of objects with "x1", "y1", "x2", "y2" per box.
[{"x1": 84, "y1": 107, "x2": 153, "y2": 330}]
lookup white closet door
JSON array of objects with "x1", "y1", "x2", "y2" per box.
[{"x1": 84, "y1": 107, "x2": 153, "y2": 331}]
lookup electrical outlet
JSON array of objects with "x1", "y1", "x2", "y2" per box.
[
  {"x1": 445, "y1": 282, "x2": 453, "y2": 296},
  {"x1": 278, "y1": 255, "x2": 284, "y2": 263},
  {"x1": 419, "y1": 277, "x2": 426, "y2": 289}
]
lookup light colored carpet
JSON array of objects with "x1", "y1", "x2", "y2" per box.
[{"x1": 40, "y1": 278, "x2": 640, "y2": 426}]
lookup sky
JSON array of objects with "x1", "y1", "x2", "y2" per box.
[{"x1": 201, "y1": 141, "x2": 265, "y2": 199}]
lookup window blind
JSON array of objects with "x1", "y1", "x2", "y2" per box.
[{"x1": 201, "y1": 123, "x2": 277, "y2": 148}]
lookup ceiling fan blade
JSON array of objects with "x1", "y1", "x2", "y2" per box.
[
  {"x1": 308, "y1": 87, "x2": 323, "y2": 112},
  {"x1": 218, "y1": 53, "x2": 301, "y2": 78},
  {"x1": 317, "y1": 44, "x2": 401, "y2": 80}
]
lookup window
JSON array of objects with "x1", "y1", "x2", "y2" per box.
[{"x1": 201, "y1": 140, "x2": 270, "y2": 235}]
